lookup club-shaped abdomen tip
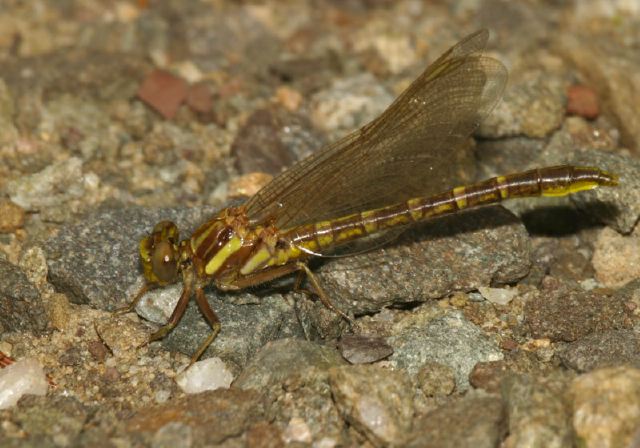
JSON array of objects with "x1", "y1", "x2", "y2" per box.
[{"x1": 599, "y1": 169, "x2": 619, "y2": 187}]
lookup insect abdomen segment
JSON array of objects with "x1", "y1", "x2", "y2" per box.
[{"x1": 288, "y1": 165, "x2": 617, "y2": 254}]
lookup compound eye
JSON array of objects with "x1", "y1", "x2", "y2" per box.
[{"x1": 151, "y1": 241, "x2": 178, "y2": 283}]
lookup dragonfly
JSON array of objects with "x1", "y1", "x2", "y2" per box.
[{"x1": 117, "y1": 29, "x2": 618, "y2": 364}]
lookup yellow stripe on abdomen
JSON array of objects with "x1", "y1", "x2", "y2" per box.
[
  {"x1": 541, "y1": 180, "x2": 602, "y2": 197},
  {"x1": 452, "y1": 186, "x2": 468, "y2": 209}
]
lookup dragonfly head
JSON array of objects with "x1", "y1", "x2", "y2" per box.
[{"x1": 139, "y1": 221, "x2": 181, "y2": 285}]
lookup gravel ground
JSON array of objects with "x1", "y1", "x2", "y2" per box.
[{"x1": 1, "y1": 1, "x2": 640, "y2": 447}]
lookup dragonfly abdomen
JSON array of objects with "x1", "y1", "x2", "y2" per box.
[
  {"x1": 288, "y1": 165, "x2": 617, "y2": 256},
  {"x1": 404, "y1": 165, "x2": 617, "y2": 222}
]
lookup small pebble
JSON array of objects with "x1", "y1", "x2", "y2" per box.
[
  {"x1": 338, "y1": 334, "x2": 393, "y2": 364},
  {"x1": 175, "y1": 357, "x2": 234, "y2": 394},
  {"x1": 478, "y1": 286, "x2": 518, "y2": 306},
  {"x1": 283, "y1": 417, "x2": 312, "y2": 444},
  {"x1": 567, "y1": 85, "x2": 599, "y2": 119},
  {"x1": 276, "y1": 86, "x2": 303, "y2": 111},
  {"x1": 0, "y1": 358, "x2": 48, "y2": 409},
  {"x1": 87, "y1": 340, "x2": 110, "y2": 363},
  {"x1": 137, "y1": 69, "x2": 188, "y2": 119},
  {"x1": 94, "y1": 315, "x2": 149, "y2": 357},
  {"x1": 227, "y1": 172, "x2": 273, "y2": 199},
  {"x1": 417, "y1": 361, "x2": 456, "y2": 397},
  {"x1": 186, "y1": 82, "x2": 213, "y2": 114},
  {"x1": 0, "y1": 199, "x2": 25, "y2": 233}
]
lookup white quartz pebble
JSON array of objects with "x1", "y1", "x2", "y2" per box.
[
  {"x1": 0, "y1": 358, "x2": 48, "y2": 409},
  {"x1": 176, "y1": 357, "x2": 234, "y2": 394}
]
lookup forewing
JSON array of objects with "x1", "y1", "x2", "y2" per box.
[{"x1": 245, "y1": 29, "x2": 507, "y2": 229}]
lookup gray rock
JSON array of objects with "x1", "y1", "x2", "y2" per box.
[
  {"x1": 559, "y1": 34, "x2": 640, "y2": 153},
  {"x1": 479, "y1": 69, "x2": 566, "y2": 139},
  {"x1": 231, "y1": 105, "x2": 324, "y2": 175},
  {"x1": 7, "y1": 157, "x2": 87, "y2": 211},
  {"x1": 501, "y1": 374, "x2": 573, "y2": 448},
  {"x1": 388, "y1": 309, "x2": 504, "y2": 391},
  {"x1": 44, "y1": 206, "x2": 216, "y2": 310},
  {"x1": 9, "y1": 395, "x2": 90, "y2": 447},
  {"x1": 569, "y1": 150, "x2": 640, "y2": 233},
  {"x1": 338, "y1": 334, "x2": 393, "y2": 364},
  {"x1": 416, "y1": 361, "x2": 456, "y2": 397},
  {"x1": 309, "y1": 73, "x2": 393, "y2": 139},
  {"x1": 0, "y1": 258, "x2": 46, "y2": 334},
  {"x1": 234, "y1": 338, "x2": 346, "y2": 390},
  {"x1": 235, "y1": 339, "x2": 349, "y2": 444},
  {"x1": 316, "y1": 206, "x2": 531, "y2": 315},
  {"x1": 329, "y1": 364, "x2": 414, "y2": 447},
  {"x1": 557, "y1": 329, "x2": 640, "y2": 372},
  {"x1": 163, "y1": 296, "x2": 302, "y2": 372}
]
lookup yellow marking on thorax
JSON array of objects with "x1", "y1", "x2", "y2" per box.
[
  {"x1": 240, "y1": 247, "x2": 272, "y2": 275},
  {"x1": 542, "y1": 181, "x2": 600, "y2": 197},
  {"x1": 496, "y1": 176, "x2": 509, "y2": 199},
  {"x1": 452, "y1": 186, "x2": 468, "y2": 209},
  {"x1": 204, "y1": 236, "x2": 243, "y2": 275},
  {"x1": 191, "y1": 223, "x2": 215, "y2": 253},
  {"x1": 407, "y1": 198, "x2": 423, "y2": 221}
]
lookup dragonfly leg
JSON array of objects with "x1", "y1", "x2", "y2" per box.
[
  {"x1": 295, "y1": 262, "x2": 354, "y2": 326},
  {"x1": 147, "y1": 277, "x2": 192, "y2": 344},
  {"x1": 189, "y1": 287, "x2": 221, "y2": 367},
  {"x1": 113, "y1": 283, "x2": 154, "y2": 315},
  {"x1": 220, "y1": 262, "x2": 353, "y2": 325},
  {"x1": 293, "y1": 269, "x2": 314, "y2": 296}
]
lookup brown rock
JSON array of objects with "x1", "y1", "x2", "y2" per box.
[
  {"x1": 0, "y1": 199, "x2": 25, "y2": 233},
  {"x1": 571, "y1": 366, "x2": 640, "y2": 447},
  {"x1": 592, "y1": 227, "x2": 640, "y2": 287},
  {"x1": 524, "y1": 279, "x2": 630, "y2": 342},
  {"x1": 567, "y1": 85, "x2": 599, "y2": 119},
  {"x1": 137, "y1": 69, "x2": 188, "y2": 119},
  {"x1": 127, "y1": 389, "x2": 264, "y2": 445},
  {"x1": 185, "y1": 82, "x2": 212, "y2": 114},
  {"x1": 407, "y1": 394, "x2": 505, "y2": 448}
]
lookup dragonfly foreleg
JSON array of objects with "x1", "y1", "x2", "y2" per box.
[
  {"x1": 113, "y1": 283, "x2": 155, "y2": 316},
  {"x1": 189, "y1": 287, "x2": 221, "y2": 366},
  {"x1": 147, "y1": 271, "x2": 193, "y2": 345}
]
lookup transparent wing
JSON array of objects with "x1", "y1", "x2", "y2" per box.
[{"x1": 245, "y1": 29, "x2": 507, "y2": 231}]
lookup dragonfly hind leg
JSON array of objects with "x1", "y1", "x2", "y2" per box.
[
  {"x1": 223, "y1": 262, "x2": 354, "y2": 326},
  {"x1": 294, "y1": 262, "x2": 354, "y2": 326}
]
